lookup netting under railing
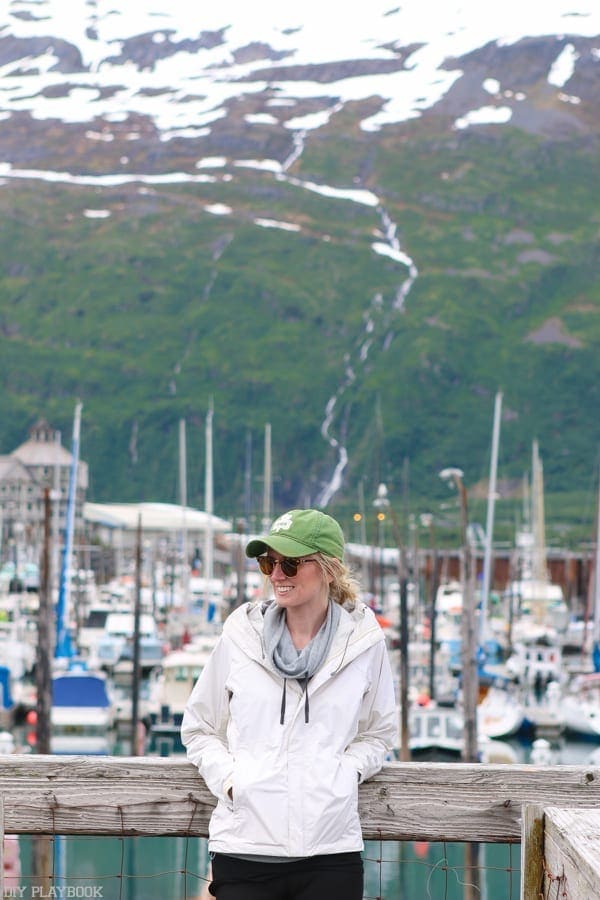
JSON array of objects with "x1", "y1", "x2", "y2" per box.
[{"x1": 4, "y1": 835, "x2": 524, "y2": 900}]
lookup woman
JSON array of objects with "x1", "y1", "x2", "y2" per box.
[{"x1": 182, "y1": 508, "x2": 397, "y2": 900}]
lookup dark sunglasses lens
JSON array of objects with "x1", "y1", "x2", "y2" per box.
[
  {"x1": 257, "y1": 556, "x2": 299, "y2": 577},
  {"x1": 258, "y1": 556, "x2": 274, "y2": 575},
  {"x1": 280, "y1": 558, "x2": 299, "y2": 577}
]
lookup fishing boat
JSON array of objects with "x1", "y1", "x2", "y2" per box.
[
  {"x1": 51, "y1": 662, "x2": 116, "y2": 755},
  {"x1": 408, "y1": 700, "x2": 464, "y2": 761},
  {"x1": 91, "y1": 610, "x2": 165, "y2": 673},
  {"x1": 407, "y1": 699, "x2": 517, "y2": 763},
  {"x1": 147, "y1": 634, "x2": 219, "y2": 755}
]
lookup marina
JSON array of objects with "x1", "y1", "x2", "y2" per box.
[{"x1": 1, "y1": 407, "x2": 600, "y2": 898}]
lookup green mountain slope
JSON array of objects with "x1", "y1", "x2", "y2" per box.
[{"x1": 1, "y1": 78, "x2": 599, "y2": 544}]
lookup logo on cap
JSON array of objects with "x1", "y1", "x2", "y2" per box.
[{"x1": 270, "y1": 512, "x2": 293, "y2": 533}]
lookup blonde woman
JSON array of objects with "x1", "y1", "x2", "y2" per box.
[{"x1": 182, "y1": 508, "x2": 397, "y2": 900}]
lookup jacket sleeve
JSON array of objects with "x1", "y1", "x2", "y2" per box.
[
  {"x1": 181, "y1": 637, "x2": 235, "y2": 803},
  {"x1": 343, "y1": 638, "x2": 398, "y2": 782}
]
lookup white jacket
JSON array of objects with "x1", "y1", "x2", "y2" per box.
[{"x1": 181, "y1": 599, "x2": 398, "y2": 857}]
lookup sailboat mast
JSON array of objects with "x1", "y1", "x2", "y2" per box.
[
  {"x1": 55, "y1": 401, "x2": 82, "y2": 661},
  {"x1": 204, "y1": 400, "x2": 214, "y2": 581},
  {"x1": 263, "y1": 423, "x2": 272, "y2": 530},
  {"x1": 179, "y1": 418, "x2": 189, "y2": 604},
  {"x1": 593, "y1": 474, "x2": 600, "y2": 653},
  {"x1": 480, "y1": 391, "x2": 502, "y2": 642},
  {"x1": 531, "y1": 440, "x2": 548, "y2": 586}
]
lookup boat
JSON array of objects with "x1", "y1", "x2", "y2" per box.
[
  {"x1": 110, "y1": 658, "x2": 153, "y2": 736},
  {"x1": 559, "y1": 672, "x2": 600, "y2": 738},
  {"x1": 91, "y1": 611, "x2": 165, "y2": 673},
  {"x1": 477, "y1": 682, "x2": 526, "y2": 739},
  {"x1": 51, "y1": 662, "x2": 116, "y2": 755},
  {"x1": 0, "y1": 617, "x2": 36, "y2": 681},
  {"x1": 408, "y1": 700, "x2": 517, "y2": 763},
  {"x1": 505, "y1": 442, "x2": 570, "y2": 644},
  {"x1": 504, "y1": 636, "x2": 564, "y2": 690},
  {"x1": 77, "y1": 591, "x2": 132, "y2": 660},
  {"x1": 147, "y1": 634, "x2": 219, "y2": 755},
  {"x1": 408, "y1": 700, "x2": 463, "y2": 761}
]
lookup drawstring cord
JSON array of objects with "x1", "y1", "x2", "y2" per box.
[
  {"x1": 279, "y1": 677, "x2": 310, "y2": 724},
  {"x1": 303, "y1": 676, "x2": 309, "y2": 723},
  {"x1": 280, "y1": 679, "x2": 287, "y2": 725}
]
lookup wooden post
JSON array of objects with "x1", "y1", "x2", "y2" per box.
[
  {"x1": 464, "y1": 842, "x2": 480, "y2": 900},
  {"x1": 428, "y1": 533, "x2": 440, "y2": 702},
  {"x1": 398, "y1": 575, "x2": 410, "y2": 761},
  {"x1": 131, "y1": 514, "x2": 142, "y2": 754},
  {"x1": 458, "y1": 478, "x2": 478, "y2": 764},
  {"x1": 386, "y1": 500, "x2": 410, "y2": 761},
  {"x1": 521, "y1": 804, "x2": 545, "y2": 900},
  {"x1": 542, "y1": 807, "x2": 600, "y2": 897},
  {"x1": 32, "y1": 487, "x2": 53, "y2": 892},
  {"x1": 36, "y1": 487, "x2": 53, "y2": 754},
  {"x1": 1, "y1": 791, "x2": 4, "y2": 900}
]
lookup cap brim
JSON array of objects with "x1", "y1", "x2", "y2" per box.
[{"x1": 245, "y1": 535, "x2": 317, "y2": 558}]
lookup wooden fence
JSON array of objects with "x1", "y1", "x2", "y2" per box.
[{"x1": 1, "y1": 755, "x2": 600, "y2": 897}]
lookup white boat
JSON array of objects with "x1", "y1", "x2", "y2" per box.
[
  {"x1": 110, "y1": 658, "x2": 153, "y2": 734},
  {"x1": 147, "y1": 634, "x2": 219, "y2": 754},
  {"x1": 560, "y1": 672, "x2": 600, "y2": 738},
  {"x1": 409, "y1": 701, "x2": 463, "y2": 760},
  {"x1": 188, "y1": 575, "x2": 226, "y2": 623},
  {"x1": 51, "y1": 663, "x2": 116, "y2": 755},
  {"x1": 77, "y1": 593, "x2": 132, "y2": 659},
  {"x1": 91, "y1": 611, "x2": 165, "y2": 672},
  {"x1": 408, "y1": 701, "x2": 517, "y2": 763},
  {"x1": 0, "y1": 618, "x2": 36, "y2": 681},
  {"x1": 477, "y1": 683, "x2": 526, "y2": 739},
  {"x1": 504, "y1": 638, "x2": 564, "y2": 689}
]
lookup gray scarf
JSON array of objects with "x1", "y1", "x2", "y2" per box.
[{"x1": 263, "y1": 599, "x2": 341, "y2": 723}]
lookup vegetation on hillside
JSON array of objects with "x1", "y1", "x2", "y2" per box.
[{"x1": 0, "y1": 113, "x2": 598, "y2": 546}]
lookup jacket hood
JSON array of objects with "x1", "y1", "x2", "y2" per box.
[{"x1": 222, "y1": 598, "x2": 385, "y2": 676}]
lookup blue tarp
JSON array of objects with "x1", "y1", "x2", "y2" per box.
[
  {"x1": 0, "y1": 666, "x2": 13, "y2": 709},
  {"x1": 52, "y1": 675, "x2": 111, "y2": 708}
]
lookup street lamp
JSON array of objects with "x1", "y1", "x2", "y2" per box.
[
  {"x1": 373, "y1": 483, "x2": 389, "y2": 609},
  {"x1": 420, "y1": 513, "x2": 439, "y2": 702},
  {"x1": 373, "y1": 483, "x2": 411, "y2": 762},
  {"x1": 439, "y1": 467, "x2": 478, "y2": 763}
]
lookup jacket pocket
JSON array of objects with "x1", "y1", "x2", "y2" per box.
[
  {"x1": 231, "y1": 749, "x2": 289, "y2": 847},
  {"x1": 304, "y1": 754, "x2": 360, "y2": 848}
]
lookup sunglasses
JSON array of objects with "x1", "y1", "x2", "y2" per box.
[{"x1": 257, "y1": 555, "x2": 318, "y2": 577}]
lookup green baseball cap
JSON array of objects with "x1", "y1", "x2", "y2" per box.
[{"x1": 245, "y1": 508, "x2": 345, "y2": 561}]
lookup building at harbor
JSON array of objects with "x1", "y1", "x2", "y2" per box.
[{"x1": 0, "y1": 418, "x2": 88, "y2": 570}]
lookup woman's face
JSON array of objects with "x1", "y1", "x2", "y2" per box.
[{"x1": 266, "y1": 551, "x2": 332, "y2": 614}]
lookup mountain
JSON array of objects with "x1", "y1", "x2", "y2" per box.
[{"x1": 0, "y1": 0, "x2": 599, "y2": 535}]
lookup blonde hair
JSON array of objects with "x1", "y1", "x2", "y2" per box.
[
  {"x1": 256, "y1": 551, "x2": 361, "y2": 607},
  {"x1": 315, "y1": 553, "x2": 360, "y2": 607}
]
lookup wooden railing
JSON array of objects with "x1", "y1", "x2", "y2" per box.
[{"x1": 1, "y1": 755, "x2": 600, "y2": 896}]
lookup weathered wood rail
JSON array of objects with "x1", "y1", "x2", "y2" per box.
[{"x1": 1, "y1": 754, "x2": 599, "y2": 843}]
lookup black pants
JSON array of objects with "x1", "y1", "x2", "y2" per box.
[{"x1": 209, "y1": 851, "x2": 364, "y2": 900}]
